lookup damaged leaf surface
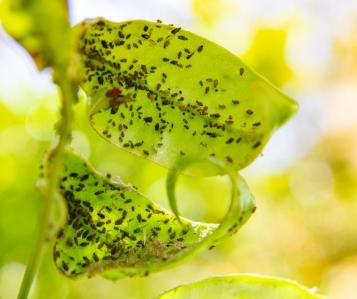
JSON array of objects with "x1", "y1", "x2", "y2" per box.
[
  {"x1": 54, "y1": 149, "x2": 255, "y2": 279},
  {"x1": 78, "y1": 19, "x2": 297, "y2": 175}
]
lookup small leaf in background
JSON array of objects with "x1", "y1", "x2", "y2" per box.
[
  {"x1": 155, "y1": 274, "x2": 329, "y2": 299},
  {"x1": 0, "y1": 0, "x2": 71, "y2": 70},
  {"x1": 54, "y1": 149, "x2": 255, "y2": 279},
  {"x1": 77, "y1": 19, "x2": 297, "y2": 175},
  {"x1": 243, "y1": 28, "x2": 293, "y2": 87}
]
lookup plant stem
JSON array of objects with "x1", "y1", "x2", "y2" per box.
[{"x1": 17, "y1": 72, "x2": 76, "y2": 299}]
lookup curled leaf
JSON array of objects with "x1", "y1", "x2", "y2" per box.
[
  {"x1": 155, "y1": 274, "x2": 329, "y2": 299},
  {"x1": 53, "y1": 149, "x2": 255, "y2": 279},
  {"x1": 166, "y1": 155, "x2": 254, "y2": 243},
  {"x1": 77, "y1": 18, "x2": 298, "y2": 175}
]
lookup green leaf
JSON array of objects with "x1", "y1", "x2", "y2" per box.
[
  {"x1": 53, "y1": 149, "x2": 255, "y2": 279},
  {"x1": 77, "y1": 18, "x2": 298, "y2": 175},
  {"x1": 0, "y1": 0, "x2": 72, "y2": 70},
  {"x1": 155, "y1": 275, "x2": 329, "y2": 299}
]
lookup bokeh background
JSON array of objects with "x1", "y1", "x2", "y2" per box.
[{"x1": 1, "y1": 0, "x2": 357, "y2": 298}]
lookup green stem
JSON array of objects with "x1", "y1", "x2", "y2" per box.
[{"x1": 17, "y1": 73, "x2": 75, "y2": 299}]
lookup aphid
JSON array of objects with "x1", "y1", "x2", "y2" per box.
[
  {"x1": 80, "y1": 174, "x2": 89, "y2": 181},
  {"x1": 96, "y1": 221, "x2": 104, "y2": 227},
  {"x1": 226, "y1": 138, "x2": 234, "y2": 144},
  {"x1": 101, "y1": 40, "x2": 108, "y2": 48},
  {"x1": 171, "y1": 27, "x2": 181, "y2": 34},
  {"x1": 118, "y1": 31, "x2": 125, "y2": 38},
  {"x1": 253, "y1": 141, "x2": 261, "y2": 149},
  {"x1": 226, "y1": 156, "x2": 233, "y2": 163},
  {"x1": 246, "y1": 109, "x2": 254, "y2": 115},
  {"x1": 93, "y1": 253, "x2": 99, "y2": 262},
  {"x1": 253, "y1": 122, "x2": 261, "y2": 127},
  {"x1": 105, "y1": 87, "x2": 121, "y2": 98},
  {"x1": 115, "y1": 218, "x2": 123, "y2": 225},
  {"x1": 178, "y1": 35, "x2": 188, "y2": 40},
  {"x1": 210, "y1": 113, "x2": 220, "y2": 118},
  {"x1": 240, "y1": 67, "x2": 245, "y2": 76},
  {"x1": 232, "y1": 100, "x2": 240, "y2": 105},
  {"x1": 141, "y1": 64, "x2": 148, "y2": 73},
  {"x1": 206, "y1": 132, "x2": 217, "y2": 138},
  {"x1": 62, "y1": 261, "x2": 69, "y2": 271},
  {"x1": 144, "y1": 116, "x2": 153, "y2": 123},
  {"x1": 164, "y1": 40, "x2": 170, "y2": 48},
  {"x1": 97, "y1": 212, "x2": 105, "y2": 219}
]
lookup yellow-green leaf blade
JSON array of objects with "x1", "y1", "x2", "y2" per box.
[
  {"x1": 78, "y1": 19, "x2": 298, "y2": 175},
  {"x1": 155, "y1": 275, "x2": 329, "y2": 299},
  {"x1": 54, "y1": 149, "x2": 255, "y2": 279}
]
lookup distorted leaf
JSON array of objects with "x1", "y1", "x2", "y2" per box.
[
  {"x1": 53, "y1": 149, "x2": 255, "y2": 279},
  {"x1": 77, "y1": 19, "x2": 297, "y2": 176},
  {"x1": 155, "y1": 274, "x2": 329, "y2": 299},
  {"x1": 0, "y1": 0, "x2": 71, "y2": 70}
]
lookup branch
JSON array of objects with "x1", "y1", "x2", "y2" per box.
[{"x1": 17, "y1": 69, "x2": 77, "y2": 299}]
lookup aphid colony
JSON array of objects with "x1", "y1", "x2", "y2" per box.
[
  {"x1": 54, "y1": 150, "x2": 255, "y2": 278},
  {"x1": 79, "y1": 19, "x2": 265, "y2": 174},
  {"x1": 53, "y1": 150, "x2": 218, "y2": 278}
]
